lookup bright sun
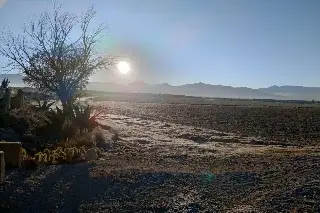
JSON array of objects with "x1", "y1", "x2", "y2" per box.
[{"x1": 117, "y1": 61, "x2": 131, "y2": 74}]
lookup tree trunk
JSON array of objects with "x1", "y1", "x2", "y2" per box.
[{"x1": 60, "y1": 98, "x2": 74, "y2": 120}]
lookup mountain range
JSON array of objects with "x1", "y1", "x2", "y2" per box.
[{"x1": 1, "y1": 74, "x2": 320, "y2": 101}]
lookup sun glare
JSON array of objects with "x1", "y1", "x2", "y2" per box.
[{"x1": 117, "y1": 61, "x2": 131, "y2": 74}]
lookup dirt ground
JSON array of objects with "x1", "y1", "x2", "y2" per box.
[{"x1": 1, "y1": 101, "x2": 320, "y2": 212}]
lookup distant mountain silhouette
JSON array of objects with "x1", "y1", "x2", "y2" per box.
[
  {"x1": 87, "y1": 81, "x2": 281, "y2": 99},
  {"x1": 0, "y1": 74, "x2": 24, "y2": 87},
  {"x1": 2, "y1": 74, "x2": 320, "y2": 100},
  {"x1": 259, "y1": 85, "x2": 320, "y2": 100}
]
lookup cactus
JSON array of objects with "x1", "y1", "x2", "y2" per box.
[
  {"x1": 43, "y1": 149, "x2": 51, "y2": 155},
  {"x1": 42, "y1": 153, "x2": 48, "y2": 164},
  {"x1": 72, "y1": 147, "x2": 80, "y2": 157},
  {"x1": 34, "y1": 153, "x2": 43, "y2": 163},
  {"x1": 21, "y1": 148, "x2": 27, "y2": 157},
  {"x1": 56, "y1": 151, "x2": 67, "y2": 164},
  {"x1": 52, "y1": 153, "x2": 59, "y2": 164},
  {"x1": 59, "y1": 151, "x2": 66, "y2": 159},
  {"x1": 48, "y1": 154, "x2": 55, "y2": 164},
  {"x1": 80, "y1": 146, "x2": 86, "y2": 155},
  {"x1": 64, "y1": 148, "x2": 75, "y2": 163},
  {"x1": 72, "y1": 147, "x2": 79, "y2": 154}
]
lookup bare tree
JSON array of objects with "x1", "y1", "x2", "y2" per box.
[{"x1": 0, "y1": 5, "x2": 113, "y2": 110}]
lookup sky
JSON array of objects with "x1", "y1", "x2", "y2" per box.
[{"x1": 0, "y1": 0, "x2": 320, "y2": 88}]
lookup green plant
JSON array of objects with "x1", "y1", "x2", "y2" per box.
[
  {"x1": 21, "y1": 148, "x2": 27, "y2": 157},
  {"x1": 0, "y1": 88, "x2": 11, "y2": 113},
  {"x1": 62, "y1": 120, "x2": 80, "y2": 139},
  {"x1": 57, "y1": 132, "x2": 95, "y2": 149},
  {"x1": 34, "y1": 152, "x2": 43, "y2": 162},
  {"x1": 43, "y1": 149, "x2": 51, "y2": 156},
  {"x1": 42, "y1": 153, "x2": 48, "y2": 164},
  {"x1": 56, "y1": 151, "x2": 67, "y2": 164},
  {"x1": 52, "y1": 152, "x2": 59, "y2": 163},
  {"x1": 79, "y1": 146, "x2": 86, "y2": 155},
  {"x1": 1, "y1": 78, "x2": 10, "y2": 89},
  {"x1": 73, "y1": 104, "x2": 103, "y2": 132},
  {"x1": 64, "y1": 148, "x2": 75, "y2": 163},
  {"x1": 42, "y1": 107, "x2": 66, "y2": 137},
  {"x1": 73, "y1": 147, "x2": 81, "y2": 160},
  {"x1": 8, "y1": 107, "x2": 50, "y2": 136},
  {"x1": 36, "y1": 99, "x2": 55, "y2": 111},
  {"x1": 0, "y1": 6, "x2": 112, "y2": 114}
]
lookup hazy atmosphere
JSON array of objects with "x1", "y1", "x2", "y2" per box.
[
  {"x1": 1, "y1": 0, "x2": 320, "y2": 88},
  {"x1": 1, "y1": 1, "x2": 320, "y2": 212}
]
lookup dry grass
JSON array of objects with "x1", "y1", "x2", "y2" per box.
[{"x1": 57, "y1": 133, "x2": 95, "y2": 149}]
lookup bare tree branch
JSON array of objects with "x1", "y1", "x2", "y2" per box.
[{"x1": 0, "y1": 5, "x2": 113, "y2": 108}]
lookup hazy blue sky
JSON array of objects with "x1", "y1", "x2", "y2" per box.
[{"x1": 0, "y1": 0, "x2": 320, "y2": 88}]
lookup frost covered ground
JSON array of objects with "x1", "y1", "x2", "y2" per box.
[
  {"x1": 1, "y1": 100, "x2": 320, "y2": 212},
  {"x1": 101, "y1": 113, "x2": 296, "y2": 158}
]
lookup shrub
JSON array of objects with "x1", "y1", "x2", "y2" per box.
[
  {"x1": 36, "y1": 99, "x2": 55, "y2": 111},
  {"x1": 73, "y1": 104, "x2": 102, "y2": 132},
  {"x1": 57, "y1": 132, "x2": 95, "y2": 149},
  {"x1": 21, "y1": 148, "x2": 27, "y2": 157},
  {"x1": 94, "y1": 129, "x2": 107, "y2": 149},
  {"x1": 1, "y1": 78, "x2": 10, "y2": 89},
  {"x1": 11, "y1": 107, "x2": 49, "y2": 133},
  {"x1": 61, "y1": 120, "x2": 80, "y2": 139}
]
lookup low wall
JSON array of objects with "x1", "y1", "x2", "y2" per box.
[
  {"x1": 0, "y1": 151, "x2": 4, "y2": 184},
  {"x1": 0, "y1": 142, "x2": 22, "y2": 168}
]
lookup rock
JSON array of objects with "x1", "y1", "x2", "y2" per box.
[
  {"x1": 92, "y1": 127, "x2": 114, "y2": 151},
  {"x1": 85, "y1": 148, "x2": 98, "y2": 161}
]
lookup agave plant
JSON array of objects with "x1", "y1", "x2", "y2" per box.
[
  {"x1": 1, "y1": 78, "x2": 10, "y2": 89},
  {"x1": 45, "y1": 106, "x2": 67, "y2": 135},
  {"x1": 73, "y1": 104, "x2": 103, "y2": 132},
  {"x1": 36, "y1": 99, "x2": 56, "y2": 111}
]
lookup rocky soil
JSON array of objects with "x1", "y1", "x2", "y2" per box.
[{"x1": 1, "y1": 101, "x2": 320, "y2": 212}]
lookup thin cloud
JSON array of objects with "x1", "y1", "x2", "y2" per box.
[{"x1": 0, "y1": 0, "x2": 7, "y2": 8}]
